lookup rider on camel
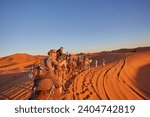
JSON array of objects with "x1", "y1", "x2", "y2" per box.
[{"x1": 33, "y1": 49, "x2": 66, "y2": 100}]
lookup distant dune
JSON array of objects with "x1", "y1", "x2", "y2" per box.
[
  {"x1": 0, "y1": 47, "x2": 150, "y2": 100},
  {"x1": 0, "y1": 53, "x2": 45, "y2": 74}
]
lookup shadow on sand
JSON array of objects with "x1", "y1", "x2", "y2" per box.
[
  {"x1": 0, "y1": 72, "x2": 30, "y2": 93},
  {"x1": 134, "y1": 64, "x2": 150, "y2": 99}
]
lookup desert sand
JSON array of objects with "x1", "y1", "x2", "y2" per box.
[{"x1": 0, "y1": 47, "x2": 150, "y2": 100}]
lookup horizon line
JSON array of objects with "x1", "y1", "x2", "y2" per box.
[{"x1": 1, "y1": 46, "x2": 150, "y2": 58}]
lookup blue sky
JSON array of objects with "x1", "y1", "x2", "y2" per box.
[{"x1": 0, "y1": 0, "x2": 150, "y2": 57}]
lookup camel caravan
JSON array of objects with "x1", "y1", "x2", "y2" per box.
[{"x1": 29, "y1": 47, "x2": 93, "y2": 100}]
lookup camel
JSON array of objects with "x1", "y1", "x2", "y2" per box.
[
  {"x1": 83, "y1": 58, "x2": 92, "y2": 70},
  {"x1": 29, "y1": 62, "x2": 61, "y2": 100},
  {"x1": 30, "y1": 76, "x2": 60, "y2": 100},
  {"x1": 77, "y1": 60, "x2": 83, "y2": 72},
  {"x1": 67, "y1": 58, "x2": 76, "y2": 76},
  {"x1": 54, "y1": 60, "x2": 68, "y2": 96}
]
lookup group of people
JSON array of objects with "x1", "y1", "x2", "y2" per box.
[
  {"x1": 29, "y1": 47, "x2": 105, "y2": 100},
  {"x1": 29, "y1": 47, "x2": 78, "y2": 99},
  {"x1": 94, "y1": 58, "x2": 105, "y2": 67}
]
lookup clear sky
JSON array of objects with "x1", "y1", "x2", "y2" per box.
[{"x1": 0, "y1": 0, "x2": 150, "y2": 57}]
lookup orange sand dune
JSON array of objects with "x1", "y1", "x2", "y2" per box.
[
  {"x1": 0, "y1": 53, "x2": 45, "y2": 74},
  {"x1": 0, "y1": 48, "x2": 150, "y2": 100},
  {"x1": 64, "y1": 50, "x2": 150, "y2": 100}
]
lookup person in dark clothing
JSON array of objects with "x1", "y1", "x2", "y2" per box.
[
  {"x1": 83, "y1": 55, "x2": 87, "y2": 61},
  {"x1": 77, "y1": 55, "x2": 81, "y2": 62},
  {"x1": 56, "y1": 47, "x2": 64, "y2": 61},
  {"x1": 66, "y1": 52, "x2": 69, "y2": 61}
]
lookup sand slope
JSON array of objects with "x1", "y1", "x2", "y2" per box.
[{"x1": 64, "y1": 51, "x2": 150, "y2": 100}]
